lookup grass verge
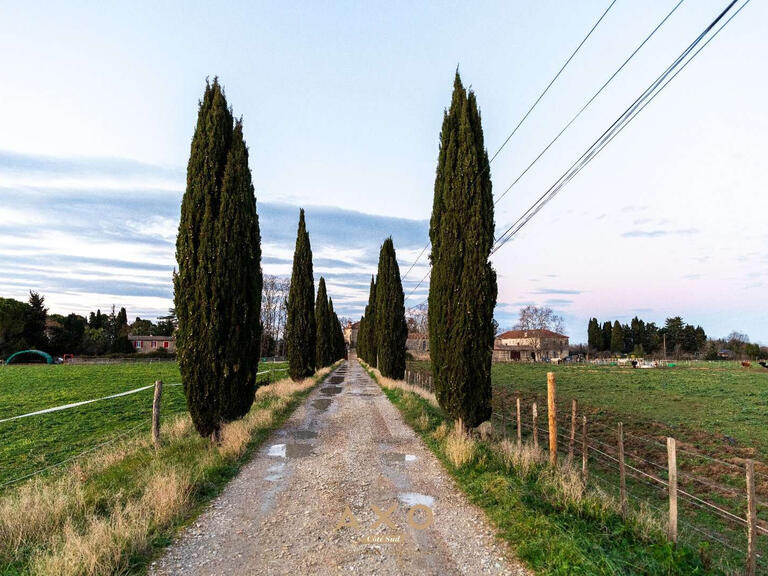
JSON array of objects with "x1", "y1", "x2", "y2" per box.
[
  {"x1": 0, "y1": 362, "x2": 338, "y2": 576},
  {"x1": 363, "y1": 361, "x2": 717, "y2": 575}
]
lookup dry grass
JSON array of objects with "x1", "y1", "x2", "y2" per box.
[
  {"x1": 433, "y1": 422, "x2": 450, "y2": 441},
  {"x1": 498, "y1": 438, "x2": 545, "y2": 477},
  {"x1": 360, "y1": 361, "x2": 439, "y2": 407},
  {"x1": 444, "y1": 420, "x2": 476, "y2": 468},
  {"x1": 1, "y1": 363, "x2": 340, "y2": 575},
  {"x1": 476, "y1": 421, "x2": 494, "y2": 441},
  {"x1": 141, "y1": 468, "x2": 193, "y2": 526},
  {"x1": 0, "y1": 475, "x2": 87, "y2": 557},
  {"x1": 415, "y1": 411, "x2": 430, "y2": 431}
]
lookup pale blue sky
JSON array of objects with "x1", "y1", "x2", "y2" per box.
[{"x1": 1, "y1": 1, "x2": 766, "y2": 343}]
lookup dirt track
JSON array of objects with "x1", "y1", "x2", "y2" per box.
[{"x1": 150, "y1": 359, "x2": 527, "y2": 575}]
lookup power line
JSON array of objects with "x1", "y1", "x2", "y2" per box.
[
  {"x1": 399, "y1": 0, "x2": 619, "y2": 285},
  {"x1": 492, "y1": 0, "x2": 748, "y2": 255},
  {"x1": 493, "y1": 0, "x2": 686, "y2": 207}
]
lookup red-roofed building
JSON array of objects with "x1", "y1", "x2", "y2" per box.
[{"x1": 493, "y1": 329, "x2": 569, "y2": 363}]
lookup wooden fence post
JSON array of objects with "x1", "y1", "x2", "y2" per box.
[
  {"x1": 532, "y1": 402, "x2": 538, "y2": 450},
  {"x1": 568, "y1": 399, "x2": 577, "y2": 466},
  {"x1": 746, "y1": 460, "x2": 757, "y2": 576},
  {"x1": 667, "y1": 437, "x2": 678, "y2": 543},
  {"x1": 618, "y1": 422, "x2": 627, "y2": 517},
  {"x1": 547, "y1": 372, "x2": 557, "y2": 467},
  {"x1": 582, "y1": 415, "x2": 588, "y2": 484},
  {"x1": 516, "y1": 397, "x2": 522, "y2": 447},
  {"x1": 501, "y1": 396, "x2": 506, "y2": 439},
  {"x1": 152, "y1": 379, "x2": 163, "y2": 449}
]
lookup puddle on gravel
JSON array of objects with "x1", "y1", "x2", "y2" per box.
[
  {"x1": 265, "y1": 463, "x2": 285, "y2": 482},
  {"x1": 321, "y1": 386, "x2": 343, "y2": 395},
  {"x1": 266, "y1": 443, "x2": 313, "y2": 458},
  {"x1": 312, "y1": 398, "x2": 332, "y2": 410},
  {"x1": 292, "y1": 430, "x2": 318, "y2": 440},
  {"x1": 382, "y1": 453, "x2": 418, "y2": 465},
  {"x1": 328, "y1": 376, "x2": 345, "y2": 384},
  {"x1": 286, "y1": 443, "x2": 313, "y2": 458},
  {"x1": 398, "y1": 492, "x2": 434, "y2": 507}
]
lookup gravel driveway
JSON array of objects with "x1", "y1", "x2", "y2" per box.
[{"x1": 150, "y1": 359, "x2": 528, "y2": 575}]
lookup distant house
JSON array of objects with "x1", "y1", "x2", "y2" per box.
[
  {"x1": 343, "y1": 321, "x2": 360, "y2": 348},
  {"x1": 406, "y1": 332, "x2": 429, "y2": 354},
  {"x1": 128, "y1": 335, "x2": 175, "y2": 354},
  {"x1": 493, "y1": 329, "x2": 569, "y2": 363}
]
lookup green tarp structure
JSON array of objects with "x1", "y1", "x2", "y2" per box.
[{"x1": 5, "y1": 350, "x2": 54, "y2": 365}]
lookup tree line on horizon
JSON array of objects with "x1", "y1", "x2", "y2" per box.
[
  {"x1": 0, "y1": 292, "x2": 175, "y2": 358},
  {"x1": 587, "y1": 316, "x2": 706, "y2": 357}
]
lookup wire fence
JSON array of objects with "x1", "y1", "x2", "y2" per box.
[
  {"x1": 403, "y1": 367, "x2": 767, "y2": 575},
  {"x1": 0, "y1": 365, "x2": 289, "y2": 491}
]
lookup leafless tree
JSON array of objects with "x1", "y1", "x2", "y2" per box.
[
  {"x1": 514, "y1": 305, "x2": 566, "y2": 360},
  {"x1": 261, "y1": 275, "x2": 290, "y2": 357},
  {"x1": 406, "y1": 303, "x2": 428, "y2": 335}
]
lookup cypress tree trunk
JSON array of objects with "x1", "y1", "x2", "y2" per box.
[
  {"x1": 374, "y1": 238, "x2": 407, "y2": 379},
  {"x1": 315, "y1": 277, "x2": 332, "y2": 368},
  {"x1": 286, "y1": 209, "x2": 316, "y2": 380},
  {"x1": 428, "y1": 72, "x2": 497, "y2": 428},
  {"x1": 175, "y1": 79, "x2": 262, "y2": 439}
]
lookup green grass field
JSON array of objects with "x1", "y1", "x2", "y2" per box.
[
  {"x1": 0, "y1": 361, "x2": 287, "y2": 487},
  {"x1": 405, "y1": 359, "x2": 768, "y2": 572}
]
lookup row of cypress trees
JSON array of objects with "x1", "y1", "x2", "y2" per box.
[
  {"x1": 175, "y1": 79, "x2": 263, "y2": 440},
  {"x1": 284, "y1": 210, "x2": 346, "y2": 381},
  {"x1": 357, "y1": 238, "x2": 407, "y2": 380}
]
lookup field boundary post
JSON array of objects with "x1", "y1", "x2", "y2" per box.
[
  {"x1": 516, "y1": 397, "x2": 522, "y2": 447},
  {"x1": 532, "y1": 402, "x2": 538, "y2": 449},
  {"x1": 618, "y1": 422, "x2": 627, "y2": 516},
  {"x1": 501, "y1": 396, "x2": 506, "y2": 439},
  {"x1": 547, "y1": 372, "x2": 557, "y2": 467},
  {"x1": 152, "y1": 379, "x2": 163, "y2": 449},
  {"x1": 667, "y1": 436, "x2": 678, "y2": 543},
  {"x1": 568, "y1": 399, "x2": 577, "y2": 466},
  {"x1": 746, "y1": 460, "x2": 757, "y2": 576},
  {"x1": 582, "y1": 415, "x2": 588, "y2": 484}
]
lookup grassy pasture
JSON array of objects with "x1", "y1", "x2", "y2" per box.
[
  {"x1": 406, "y1": 359, "x2": 768, "y2": 571},
  {"x1": 0, "y1": 362, "x2": 287, "y2": 487}
]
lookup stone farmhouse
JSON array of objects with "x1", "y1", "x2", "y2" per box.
[{"x1": 493, "y1": 329, "x2": 569, "y2": 363}]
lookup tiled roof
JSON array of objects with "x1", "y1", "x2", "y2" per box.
[{"x1": 497, "y1": 329, "x2": 568, "y2": 340}]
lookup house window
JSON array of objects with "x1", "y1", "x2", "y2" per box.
[
  {"x1": 163, "y1": 341, "x2": 169, "y2": 349},
  {"x1": 151, "y1": 341, "x2": 158, "y2": 349},
  {"x1": 135, "y1": 341, "x2": 142, "y2": 349}
]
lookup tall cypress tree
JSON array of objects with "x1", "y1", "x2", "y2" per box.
[
  {"x1": 286, "y1": 209, "x2": 316, "y2": 380},
  {"x1": 328, "y1": 298, "x2": 344, "y2": 360},
  {"x1": 213, "y1": 120, "x2": 262, "y2": 421},
  {"x1": 611, "y1": 321, "x2": 624, "y2": 354},
  {"x1": 361, "y1": 276, "x2": 377, "y2": 366},
  {"x1": 587, "y1": 318, "x2": 601, "y2": 352},
  {"x1": 315, "y1": 277, "x2": 332, "y2": 368},
  {"x1": 428, "y1": 72, "x2": 497, "y2": 428},
  {"x1": 357, "y1": 315, "x2": 366, "y2": 360},
  {"x1": 374, "y1": 238, "x2": 407, "y2": 379},
  {"x1": 601, "y1": 321, "x2": 612, "y2": 352},
  {"x1": 175, "y1": 79, "x2": 262, "y2": 439}
]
